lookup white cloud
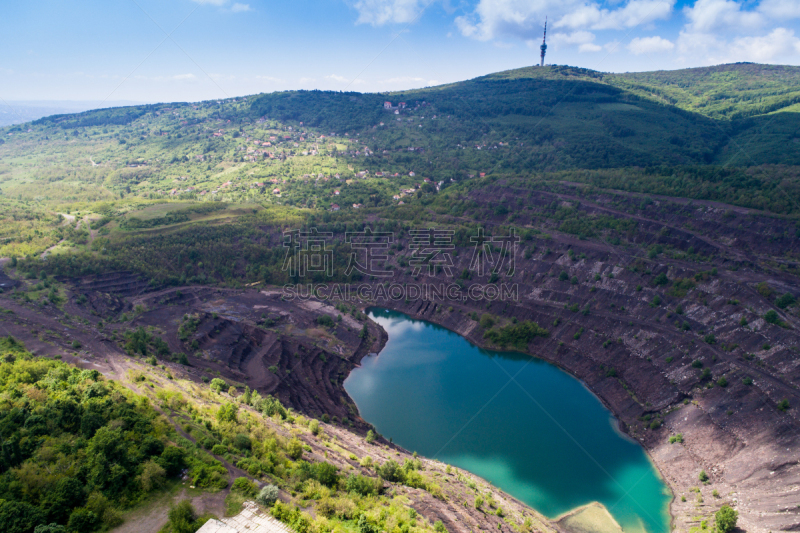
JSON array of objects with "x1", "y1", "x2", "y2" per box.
[
  {"x1": 455, "y1": 0, "x2": 675, "y2": 42},
  {"x1": 548, "y1": 30, "x2": 601, "y2": 51},
  {"x1": 759, "y1": 0, "x2": 800, "y2": 19},
  {"x1": 677, "y1": 27, "x2": 800, "y2": 64},
  {"x1": 325, "y1": 74, "x2": 350, "y2": 82},
  {"x1": 231, "y1": 3, "x2": 251, "y2": 12},
  {"x1": 628, "y1": 35, "x2": 674, "y2": 54},
  {"x1": 173, "y1": 74, "x2": 196, "y2": 80},
  {"x1": 683, "y1": 0, "x2": 763, "y2": 32},
  {"x1": 556, "y1": 0, "x2": 675, "y2": 30},
  {"x1": 455, "y1": 0, "x2": 565, "y2": 41},
  {"x1": 726, "y1": 27, "x2": 800, "y2": 62},
  {"x1": 550, "y1": 30, "x2": 596, "y2": 45},
  {"x1": 255, "y1": 75, "x2": 285, "y2": 82},
  {"x1": 351, "y1": 0, "x2": 426, "y2": 25},
  {"x1": 190, "y1": 0, "x2": 227, "y2": 5}
]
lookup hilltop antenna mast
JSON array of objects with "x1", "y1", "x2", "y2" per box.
[{"x1": 540, "y1": 18, "x2": 548, "y2": 67}]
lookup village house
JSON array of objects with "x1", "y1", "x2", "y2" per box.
[
  {"x1": 272, "y1": 188, "x2": 281, "y2": 195},
  {"x1": 384, "y1": 101, "x2": 392, "y2": 109},
  {"x1": 409, "y1": 172, "x2": 415, "y2": 177},
  {"x1": 353, "y1": 203, "x2": 362, "y2": 209},
  {"x1": 331, "y1": 204, "x2": 340, "y2": 211},
  {"x1": 334, "y1": 190, "x2": 340, "y2": 195}
]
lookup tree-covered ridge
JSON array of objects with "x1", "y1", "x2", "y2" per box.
[
  {"x1": 613, "y1": 63, "x2": 800, "y2": 120},
  {"x1": 480, "y1": 63, "x2": 800, "y2": 120}
]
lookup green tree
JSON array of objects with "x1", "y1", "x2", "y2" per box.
[
  {"x1": 217, "y1": 402, "x2": 238, "y2": 423},
  {"x1": 286, "y1": 438, "x2": 303, "y2": 460},
  {"x1": 67, "y1": 508, "x2": 98, "y2": 533},
  {"x1": 715, "y1": 505, "x2": 738, "y2": 533},
  {"x1": 256, "y1": 485, "x2": 279, "y2": 507},
  {"x1": 165, "y1": 500, "x2": 198, "y2": 533},
  {"x1": 209, "y1": 378, "x2": 226, "y2": 392},
  {"x1": 0, "y1": 501, "x2": 46, "y2": 533}
]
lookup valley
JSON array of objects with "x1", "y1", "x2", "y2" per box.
[{"x1": 0, "y1": 63, "x2": 799, "y2": 533}]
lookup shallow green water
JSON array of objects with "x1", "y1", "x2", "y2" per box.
[{"x1": 344, "y1": 309, "x2": 671, "y2": 533}]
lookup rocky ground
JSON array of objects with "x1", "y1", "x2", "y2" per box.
[{"x1": 1, "y1": 184, "x2": 799, "y2": 532}]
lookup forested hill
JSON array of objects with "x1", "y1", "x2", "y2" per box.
[
  {"x1": 245, "y1": 63, "x2": 800, "y2": 168},
  {"x1": 12, "y1": 62, "x2": 800, "y2": 173},
  {"x1": 481, "y1": 63, "x2": 800, "y2": 120}
]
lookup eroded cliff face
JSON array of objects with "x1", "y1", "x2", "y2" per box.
[{"x1": 2, "y1": 184, "x2": 799, "y2": 532}]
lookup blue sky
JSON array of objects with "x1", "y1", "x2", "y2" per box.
[{"x1": 1, "y1": 0, "x2": 799, "y2": 103}]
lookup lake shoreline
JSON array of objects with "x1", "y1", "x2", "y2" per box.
[{"x1": 348, "y1": 306, "x2": 672, "y2": 532}]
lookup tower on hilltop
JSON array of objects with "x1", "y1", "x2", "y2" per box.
[{"x1": 540, "y1": 18, "x2": 547, "y2": 67}]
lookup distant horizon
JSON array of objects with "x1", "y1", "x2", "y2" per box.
[{"x1": 4, "y1": 60, "x2": 796, "y2": 112}]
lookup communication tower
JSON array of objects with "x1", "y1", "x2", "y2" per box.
[{"x1": 540, "y1": 18, "x2": 548, "y2": 67}]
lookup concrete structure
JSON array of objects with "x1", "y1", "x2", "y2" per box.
[{"x1": 196, "y1": 502, "x2": 293, "y2": 533}]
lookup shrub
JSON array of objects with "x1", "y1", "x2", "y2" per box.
[
  {"x1": 653, "y1": 272, "x2": 669, "y2": 286},
  {"x1": 67, "y1": 508, "x2": 98, "y2": 533},
  {"x1": 377, "y1": 460, "x2": 403, "y2": 483},
  {"x1": 286, "y1": 438, "x2": 303, "y2": 460},
  {"x1": 474, "y1": 496, "x2": 484, "y2": 509},
  {"x1": 233, "y1": 434, "x2": 251, "y2": 451},
  {"x1": 345, "y1": 474, "x2": 382, "y2": 496},
  {"x1": 669, "y1": 433, "x2": 683, "y2": 444},
  {"x1": 699, "y1": 470, "x2": 709, "y2": 483},
  {"x1": 778, "y1": 398, "x2": 790, "y2": 412},
  {"x1": 140, "y1": 460, "x2": 167, "y2": 492},
  {"x1": 316, "y1": 315, "x2": 335, "y2": 328},
  {"x1": 365, "y1": 429, "x2": 376, "y2": 444},
  {"x1": 776, "y1": 293, "x2": 796, "y2": 309},
  {"x1": 256, "y1": 485, "x2": 279, "y2": 507},
  {"x1": 715, "y1": 505, "x2": 738, "y2": 533},
  {"x1": 0, "y1": 501, "x2": 46, "y2": 533},
  {"x1": 717, "y1": 376, "x2": 728, "y2": 388},
  {"x1": 217, "y1": 402, "x2": 238, "y2": 423},
  {"x1": 479, "y1": 313, "x2": 495, "y2": 329},
  {"x1": 209, "y1": 378, "x2": 226, "y2": 392},
  {"x1": 34, "y1": 525, "x2": 66, "y2": 533},
  {"x1": 164, "y1": 500, "x2": 199, "y2": 533},
  {"x1": 483, "y1": 320, "x2": 548, "y2": 348},
  {"x1": 231, "y1": 477, "x2": 258, "y2": 497},
  {"x1": 309, "y1": 419, "x2": 320, "y2": 436},
  {"x1": 212, "y1": 444, "x2": 227, "y2": 455},
  {"x1": 764, "y1": 309, "x2": 780, "y2": 324}
]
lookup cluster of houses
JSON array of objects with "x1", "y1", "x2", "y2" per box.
[{"x1": 383, "y1": 101, "x2": 407, "y2": 111}]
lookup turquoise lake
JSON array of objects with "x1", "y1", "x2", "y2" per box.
[{"x1": 343, "y1": 309, "x2": 671, "y2": 533}]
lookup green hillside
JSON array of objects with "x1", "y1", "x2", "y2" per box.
[
  {"x1": 612, "y1": 63, "x2": 800, "y2": 119},
  {"x1": 1, "y1": 62, "x2": 799, "y2": 260}
]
